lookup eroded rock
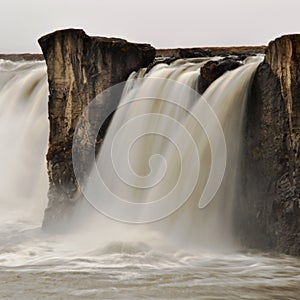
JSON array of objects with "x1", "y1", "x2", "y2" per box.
[
  {"x1": 39, "y1": 29, "x2": 155, "y2": 228},
  {"x1": 236, "y1": 35, "x2": 300, "y2": 255}
]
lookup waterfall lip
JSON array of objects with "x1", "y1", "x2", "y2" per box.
[{"x1": 72, "y1": 75, "x2": 227, "y2": 224}]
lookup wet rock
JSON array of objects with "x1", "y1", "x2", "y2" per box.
[
  {"x1": 145, "y1": 56, "x2": 178, "y2": 72},
  {"x1": 198, "y1": 58, "x2": 242, "y2": 94}
]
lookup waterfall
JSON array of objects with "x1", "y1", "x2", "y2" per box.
[
  {"x1": 73, "y1": 56, "x2": 262, "y2": 251},
  {"x1": 0, "y1": 56, "x2": 262, "y2": 252},
  {"x1": 0, "y1": 59, "x2": 49, "y2": 223},
  {"x1": 2, "y1": 56, "x2": 300, "y2": 300}
]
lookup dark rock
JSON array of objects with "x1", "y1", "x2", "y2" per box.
[
  {"x1": 156, "y1": 46, "x2": 266, "y2": 59},
  {"x1": 236, "y1": 35, "x2": 300, "y2": 255},
  {"x1": 0, "y1": 53, "x2": 44, "y2": 61},
  {"x1": 38, "y1": 29, "x2": 155, "y2": 229},
  {"x1": 179, "y1": 48, "x2": 207, "y2": 58},
  {"x1": 198, "y1": 58, "x2": 242, "y2": 94},
  {"x1": 145, "y1": 56, "x2": 178, "y2": 73}
]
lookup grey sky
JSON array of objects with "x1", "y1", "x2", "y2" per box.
[{"x1": 1, "y1": 0, "x2": 300, "y2": 53}]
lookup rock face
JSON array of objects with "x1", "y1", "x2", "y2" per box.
[
  {"x1": 236, "y1": 35, "x2": 300, "y2": 255},
  {"x1": 38, "y1": 29, "x2": 155, "y2": 228}
]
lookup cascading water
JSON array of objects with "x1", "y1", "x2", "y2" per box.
[
  {"x1": 1, "y1": 57, "x2": 300, "y2": 300},
  {"x1": 0, "y1": 59, "x2": 49, "y2": 223},
  {"x1": 74, "y1": 57, "x2": 261, "y2": 250}
]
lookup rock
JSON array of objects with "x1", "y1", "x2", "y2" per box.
[
  {"x1": 236, "y1": 35, "x2": 300, "y2": 255},
  {"x1": 38, "y1": 29, "x2": 155, "y2": 229},
  {"x1": 0, "y1": 53, "x2": 44, "y2": 61},
  {"x1": 203, "y1": 46, "x2": 266, "y2": 57},
  {"x1": 198, "y1": 58, "x2": 242, "y2": 94},
  {"x1": 156, "y1": 46, "x2": 266, "y2": 59},
  {"x1": 145, "y1": 56, "x2": 178, "y2": 72}
]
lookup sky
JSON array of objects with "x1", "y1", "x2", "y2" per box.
[{"x1": 1, "y1": 0, "x2": 300, "y2": 53}]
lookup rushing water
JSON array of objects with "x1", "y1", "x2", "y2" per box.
[{"x1": 0, "y1": 58, "x2": 300, "y2": 300}]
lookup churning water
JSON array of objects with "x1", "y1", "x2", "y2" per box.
[{"x1": 0, "y1": 58, "x2": 300, "y2": 300}]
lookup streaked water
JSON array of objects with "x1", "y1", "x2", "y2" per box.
[
  {"x1": 0, "y1": 59, "x2": 49, "y2": 224},
  {"x1": 0, "y1": 59, "x2": 300, "y2": 300}
]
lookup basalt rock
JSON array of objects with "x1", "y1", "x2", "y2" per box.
[
  {"x1": 236, "y1": 35, "x2": 300, "y2": 255},
  {"x1": 198, "y1": 58, "x2": 242, "y2": 94},
  {"x1": 38, "y1": 29, "x2": 155, "y2": 229}
]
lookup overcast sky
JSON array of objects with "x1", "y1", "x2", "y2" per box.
[{"x1": 1, "y1": 0, "x2": 300, "y2": 53}]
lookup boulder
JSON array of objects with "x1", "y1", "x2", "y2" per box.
[{"x1": 198, "y1": 58, "x2": 242, "y2": 94}]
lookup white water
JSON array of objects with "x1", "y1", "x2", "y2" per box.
[
  {"x1": 0, "y1": 58, "x2": 300, "y2": 300},
  {"x1": 78, "y1": 57, "x2": 261, "y2": 250},
  {"x1": 0, "y1": 59, "x2": 49, "y2": 223}
]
